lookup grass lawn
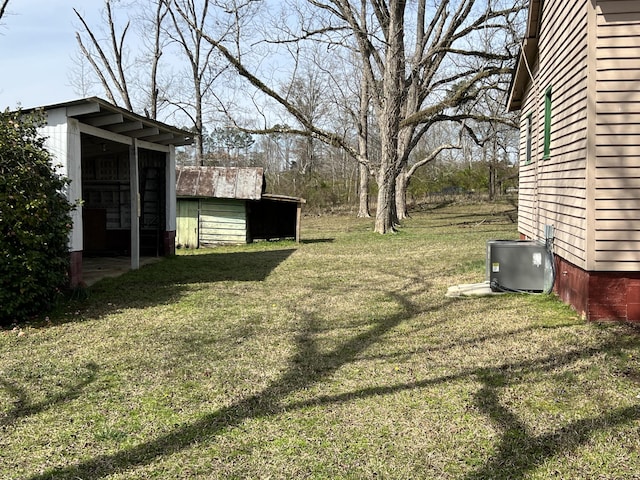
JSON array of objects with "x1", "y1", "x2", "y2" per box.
[{"x1": 1, "y1": 202, "x2": 639, "y2": 479}]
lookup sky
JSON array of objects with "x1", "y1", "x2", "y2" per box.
[{"x1": 0, "y1": 0, "x2": 102, "y2": 110}]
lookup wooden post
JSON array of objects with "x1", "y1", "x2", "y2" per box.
[
  {"x1": 130, "y1": 140, "x2": 140, "y2": 270},
  {"x1": 295, "y1": 200, "x2": 302, "y2": 243}
]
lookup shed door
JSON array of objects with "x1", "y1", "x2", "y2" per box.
[
  {"x1": 199, "y1": 199, "x2": 247, "y2": 244},
  {"x1": 177, "y1": 199, "x2": 199, "y2": 248}
]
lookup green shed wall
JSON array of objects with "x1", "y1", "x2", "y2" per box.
[{"x1": 199, "y1": 199, "x2": 247, "y2": 245}]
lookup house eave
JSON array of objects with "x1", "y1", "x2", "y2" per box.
[
  {"x1": 260, "y1": 193, "x2": 306, "y2": 204},
  {"x1": 23, "y1": 97, "x2": 194, "y2": 146},
  {"x1": 507, "y1": 0, "x2": 543, "y2": 112}
]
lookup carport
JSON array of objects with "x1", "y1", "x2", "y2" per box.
[{"x1": 36, "y1": 97, "x2": 193, "y2": 286}]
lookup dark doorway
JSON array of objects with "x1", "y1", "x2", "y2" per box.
[{"x1": 80, "y1": 135, "x2": 167, "y2": 257}]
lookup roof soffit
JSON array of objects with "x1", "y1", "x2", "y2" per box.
[
  {"x1": 507, "y1": 0, "x2": 543, "y2": 111},
  {"x1": 38, "y1": 97, "x2": 193, "y2": 146}
]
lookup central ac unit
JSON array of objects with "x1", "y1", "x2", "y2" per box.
[{"x1": 486, "y1": 240, "x2": 552, "y2": 293}]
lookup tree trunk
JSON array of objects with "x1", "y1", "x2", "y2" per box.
[
  {"x1": 395, "y1": 167, "x2": 408, "y2": 220},
  {"x1": 357, "y1": 163, "x2": 370, "y2": 218},
  {"x1": 373, "y1": 0, "x2": 404, "y2": 234},
  {"x1": 357, "y1": 71, "x2": 371, "y2": 218},
  {"x1": 374, "y1": 165, "x2": 397, "y2": 233},
  {"x1": 374, "y1": 114, "x2": 401, "y2": 232},
  {"x1": 489, "y1": 136, "x2": 498, "y2": 200}
]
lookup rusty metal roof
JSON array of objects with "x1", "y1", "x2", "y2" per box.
[
  {"x1": 176, "y1": 166, "x2": 264, "y2": 200},
  {"x1": 261, "y1": 193, "x2": 306, "y2": 204}
]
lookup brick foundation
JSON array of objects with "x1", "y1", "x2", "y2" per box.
[
  {"x1": 69, "y1": 250, "x2": 83, "y2": 287},
  {"x1": 554, "y1": 255, "x2": 640, "y2": 323},
  {"x1": 164, "y1": 230, "x2": 176, "y2": 256}
]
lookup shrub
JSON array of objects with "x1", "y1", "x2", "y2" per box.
[{"x1": 0, "y1": 110, "x2": 74, "y2": 325}]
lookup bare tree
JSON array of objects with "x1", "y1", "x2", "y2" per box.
[
  {"x1": 73, "y1": 0, "x2": 181, "y2": 119},
  {"x1": 356, "y1": 73, "x2": 372, "y2": 218},
  {"x1": 74, "y1": 1, "x2": 135, "y2": 110},
  {"x1": 139, "y1": 0, "x2": 171, "y2": 119},
  {"x1": 73, "y1": 0, "x2": 231, "y2": 163},
  {"x1": 164, "y1": 0, "x2": 227, "y2": 164},
  {"x1": 171, "y1": 0, "x2": 525, "y2": 232},
  {"x1": 284, "y1": 68, "x2": 332, "y2": 175}
]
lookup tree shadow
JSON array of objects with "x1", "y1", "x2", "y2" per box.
[
  {"x1": 466, "y1": 383, "x2": 639, "y2": 480},
  {"x1": 25, "y1": 284, "x2": 453, "y2": 479},
  {"x1": 411, "y1": 199, "x2": 455, "y2": 211},
  {"x1": 464, "y1": 337, "x2": 640, "y2": 480},
  {"x1": 50, "y1": 248, "x2": 297, "y2": 324},
  {"x1": 21, "y1": 284, "x2": 640, "y2": 479},
  {"x1": 1, "y1": 362, "x2": 99, "y2": 428},
  {"x1": 300, "y1": 238, "x2": 335, "y2": 244},
  {"x1": 426, "y1": 209, "x2": 518, "y2": 229}
]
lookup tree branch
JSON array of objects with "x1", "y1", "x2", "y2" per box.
[
  {"x1": 0, "y1": 0, "x2": 9, "y2": 22},
  {"x1": 406, "y1": 143, "x2": 460, "y2": 179},
  {"x1": 170, "y1": 0, "x2": 359, "y2": 159}
]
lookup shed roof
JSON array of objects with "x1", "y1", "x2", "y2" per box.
[
  {"x1": 176, "y1": 166, "x2": 264, "y2": 200},
  {"x1": 261, "y1": 193, "x2": 306, "y2": 204},
  {"x1": 27, "y1": 97, "x2": 193, "y2": 146}
]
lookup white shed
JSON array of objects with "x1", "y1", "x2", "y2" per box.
[{"x1": 32, "y1": 97, "x2": 193, "y2": 286}]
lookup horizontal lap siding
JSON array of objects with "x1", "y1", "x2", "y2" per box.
[
  {"x1": 595, "y1": 0, "x2": 640, "y2": 270},
  {"x1": 199, "y1": 199, "x2": 247, "y2": 244},
  {"x1": 517, "y1": 92, "x2": 537, "y2": 240},
  {"x1": 519, "y1": 0, "x2": 588, "y2": 267}
]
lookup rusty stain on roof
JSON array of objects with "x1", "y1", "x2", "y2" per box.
[{"x1": 176, "y1": 166, "x2": 264, "y2": 200}]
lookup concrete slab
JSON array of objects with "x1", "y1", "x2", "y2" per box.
[
  {"x1": 82, "y1": 256, "x2": 162, "y2": 286},
  {"x1": 446, "y1": 281, "x2": 503, "y2": 297}
]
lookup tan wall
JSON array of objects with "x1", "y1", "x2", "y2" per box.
[
  {"x1": 517, "y1": 72, "x2": 538, "y2": 240},
  {"x1": 594, "y1": 0, "x2": 640, "y2": 270},
  {"x1": 517, "y1": 0, "x2": 590, "y2": 268}
]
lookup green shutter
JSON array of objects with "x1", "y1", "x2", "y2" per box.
[
  {"x1": 543, "y1": 86, "x2": 552, "y2": 159},
  {"x1": 525, "y1": 113, "x2": 533, "y2": 164}
]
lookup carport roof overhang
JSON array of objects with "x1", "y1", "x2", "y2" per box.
[{"x1": 29, "y1": 97, "x2": 193, "y2": 147}]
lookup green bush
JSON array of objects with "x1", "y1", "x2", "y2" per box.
[{"x1": 0, "y1": 110, "x2": 74, "y2": 325}]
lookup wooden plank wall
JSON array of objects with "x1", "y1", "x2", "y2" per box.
[
  {"x1": 199, "y1": 199, "x2": 247, "y2": 245},
  {"x1": 176, "y1": 199, "x2": 199, "y2": 249},
  {"x1": 517, "y1": 0, "x2": 589, "y2": 269},
  {"x1": 595, "y1": 0, "x2": 640, "y2": 270}
]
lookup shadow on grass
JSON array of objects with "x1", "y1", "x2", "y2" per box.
[
  {"x1": 300, "y1": 238, "x2": 335, "y2": 244},
  {"x1": 0, "y1": 362, "x2": 99, "y2": 428},
  {"x1": 466, "y1": 383, "x2": 639, "y2": 480},
  {"x1": 59, "y1": 249, "x2": 296, "y2": 319},
  {"x1": 465, "y1": 339, "x2": 640, "y2": 480},
  {"x1": 27, "y1": 286, "x2": 451, "y2": 479},
  {"x1": 26, "y1": 282, "x2": 640, "y2": 480},
  {"x1": 410, "y1": 199, "x2": 455, "y2": 211},
  {"x1": 419, "y1": 208, "x2": 518, "y2": 229}
]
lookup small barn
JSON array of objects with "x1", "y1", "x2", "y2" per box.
[
  {"x1": 32, "y1": 97, "x2": 192, "y2": 286},
  {"x1": 175, "y1": 166, "x2": 304, "y2": 247},
  {"x1": 508, "y1": 0, "x2": 640, "y2": 321}
]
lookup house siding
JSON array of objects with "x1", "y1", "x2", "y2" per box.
[
  {"x1": 594, "y1": 0, "x2": 640, "y2": 271},
  {"x1": 517, "y1": 0, "x2": 589, "y2": 269}
]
